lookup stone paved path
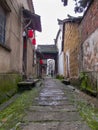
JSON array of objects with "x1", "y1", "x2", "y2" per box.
[{"x1": 19, "y1": 77, "x2": 91, "y2": 130}]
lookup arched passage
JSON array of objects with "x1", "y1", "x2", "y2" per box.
[{"x1": 36, "y1": 45, "x2": 58, "y2": 78}]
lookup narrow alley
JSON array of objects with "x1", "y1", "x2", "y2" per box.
[
  {"x1": 18, "y1": 77, "x2": 91, "y2": 130},
  {"x1": 0, "y1": 0, "x2": 98, "y2": 129}
]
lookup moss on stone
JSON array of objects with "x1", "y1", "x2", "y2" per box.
[
  {"x1": 80, "y1": 72, "x2": 97, "y2": 96},
  {"x1": 78, "y1": 101, "x2": 98, "y2": 130},
  {"x1": 0, "y1": 82, "x2": 42, "y2": 130},
  {"x1": 0, "y1": 74, "x2": 22, "y2": 104}
]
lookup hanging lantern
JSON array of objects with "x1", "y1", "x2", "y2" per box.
[
  {"x1": 40, "y1": 59, "x2": 43, "y2": 64},
  {"x1": 28, "y1": 30, "x2": 34, "y2": 38},
  {"x1": 32, "y1": 38, "x2": 36, "y2": 45}
]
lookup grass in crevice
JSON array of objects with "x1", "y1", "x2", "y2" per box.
[
  {"x1": 0, "y1": 83, "x2": 42, "y2": 130},
  {"x1": 64, "y1": 86, "x2": 98, "y2": 130},
  {"x1": 77, "y1": 101, "x2": 98, "y2": 130}
]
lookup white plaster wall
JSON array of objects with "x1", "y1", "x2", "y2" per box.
[
  {"x1": 58, "y1": 52, "x2": 64, "y2": 75},
  {"x1": 56, "y1": 25, "x2": 64, "y2": 75},
  {"x1": 83, "y1": 28, "x2": 98, "y2": 72}
]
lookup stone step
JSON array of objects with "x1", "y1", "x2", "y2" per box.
[
  {"x1": 17, "y1": 79, "x2": 39, "y2": 91},
  {"x1": 62, "y1": 79, "x2": 70, "y2": 85}
]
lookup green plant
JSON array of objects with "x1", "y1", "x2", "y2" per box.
[
  {"x1": 0, "y1": 82, "x2": 42, "y2": 129},
  {"x1": 80, "y1": 72, "x2": 88, "y2": 90},
  {"x1": 78, "y1": 101, "x2": 98, "y2": 130},
  {"x1": 80, "y1": 72, "x2": 97, "y2": 96},
  {"x1": 56, "y1": 75, "x2": 64, "y2": 80}
]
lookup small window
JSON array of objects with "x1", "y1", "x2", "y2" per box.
[{"x1": 0, "y1": 5, "x2": 6, "y2": 44}]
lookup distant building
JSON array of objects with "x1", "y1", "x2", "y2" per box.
[
  {"x1": 47, "y1": 59, "x2": 55, "y2": 76},
  {"x1": 58, "y1": 17, "x2": 81, "y2": 81},
  {"x1": 36, "y1": 45, "x2": 58, "y2": 77}
]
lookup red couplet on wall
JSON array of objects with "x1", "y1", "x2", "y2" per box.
[{"x1": 28, "y1": 30, "x2": 34, "y2": 38}]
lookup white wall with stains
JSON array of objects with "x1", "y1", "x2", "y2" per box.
[{"x1": 83, "y1": 29, "x2": 98, "y2": 72}]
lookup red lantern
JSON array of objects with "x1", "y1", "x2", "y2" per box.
[
  {"x1": 40, "y1": 59, "x2": 43, "y2": 64},
  {"x1": 32, "y1": 38, "x2": 36, "y2": 45},
  {"x1": 28, "y1": 30, "x2": 34, "y2": 38}
]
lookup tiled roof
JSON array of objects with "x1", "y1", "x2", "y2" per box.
[
  {"x1": 58, "y1": 16, "x2": 82, "y2": 25},
  {"x1": 37, "y1": 45, "x2": 58, "y2": 54}
]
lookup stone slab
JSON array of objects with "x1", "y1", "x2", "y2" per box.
[
  {"x1": 20, "y1": 121, "x2": 91, "y2": 130},
  {"x1": 23, "y1": 111, "x2": 82, "y2": 122},
  {"x1": 28, "y1": 105, "x2": 77, "y2": 112}
]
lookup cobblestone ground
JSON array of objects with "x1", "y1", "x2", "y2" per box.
[{"x1": 19, "y1": 77, "x2": 91, "y2": 130}]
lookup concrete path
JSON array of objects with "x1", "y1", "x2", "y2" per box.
[{"x1": 19, "y1": 77, "x2": 91, "y2": 130}]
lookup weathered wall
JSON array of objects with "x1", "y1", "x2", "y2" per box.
[
  {"x1": 63, "y1": 0, "x2": 98, "y2": 91},
  {"x1": 9, "y1": 2, "x2": 23, "y2": 73},
  {"x1": 80, "y1": 0, "x2": 98, "y2": 43},
  {"x1": 0, "y1": 0, "x2": 35, "y2": 76},
  {"x1": 26, "y1": 39, "x2": 33, "y2": 77},
  {"x1": 0, "y1": 47, "x2": 10, "y2": 72},
  {"x1": 64, "y1": 22, "x2": 80, "y2": 79},
  {"x1": 83, "y1": 29, "x2": 98, "y2": 71},
  {"x1": 0, "y1": 73, "x2": 22, "y2": 104},
  {"x1": 80, "y1": 0, "x2": 98, "y2": 72},
  {"x1": 78, "y1": 0, "x2": 98, "y2": 92},
  {"x1": 9, "y1": 0, "x2": 34, "y2": 75},
  {"x1": 0, "y1": 0, "x2": 36, "y2": 104},
  {"x1": 0, "y1": 0, "x2": 23, "y2": 73}
]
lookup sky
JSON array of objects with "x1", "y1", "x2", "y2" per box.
[{"x1": 33, "y1": 0, "x2": 79, "y2": 45}]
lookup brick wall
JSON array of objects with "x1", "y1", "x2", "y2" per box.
[
  {"x1": 79, "y1": 0, "x2": 98, "y2": 91},
  {"x1": 80, "y1": 0, "x2": 98, "y2": 43},
  {"x1": 64, "y1": 22, "x2": 80, "y2": 79},
  {"x1": 80, "y1": 0, "x2": 98, "y2": 72}
]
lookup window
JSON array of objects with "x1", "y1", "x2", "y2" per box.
[{"x1": 0, "y1": 5, "x2": 6, "y2": 44}]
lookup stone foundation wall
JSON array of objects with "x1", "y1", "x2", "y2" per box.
[{"x1": 0, "y1": 73, "x2": 22, "y2": 104}]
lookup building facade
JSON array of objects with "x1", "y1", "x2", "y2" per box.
[
  {"x1": 79, "y1": 0, "x2": 98, "y2": 93},
  {"x1": 62, "y1": 0, "x2": 98, "y2": 93},
  {"x1": 62, "y1": 18, "x2": 81, "y2": 82},
  {"x1": 79, "y1": 0, "x2": 98, "y2": 72},
  {"x1": 0, "y1": 0, "x2": 41, "y2": 103}
]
